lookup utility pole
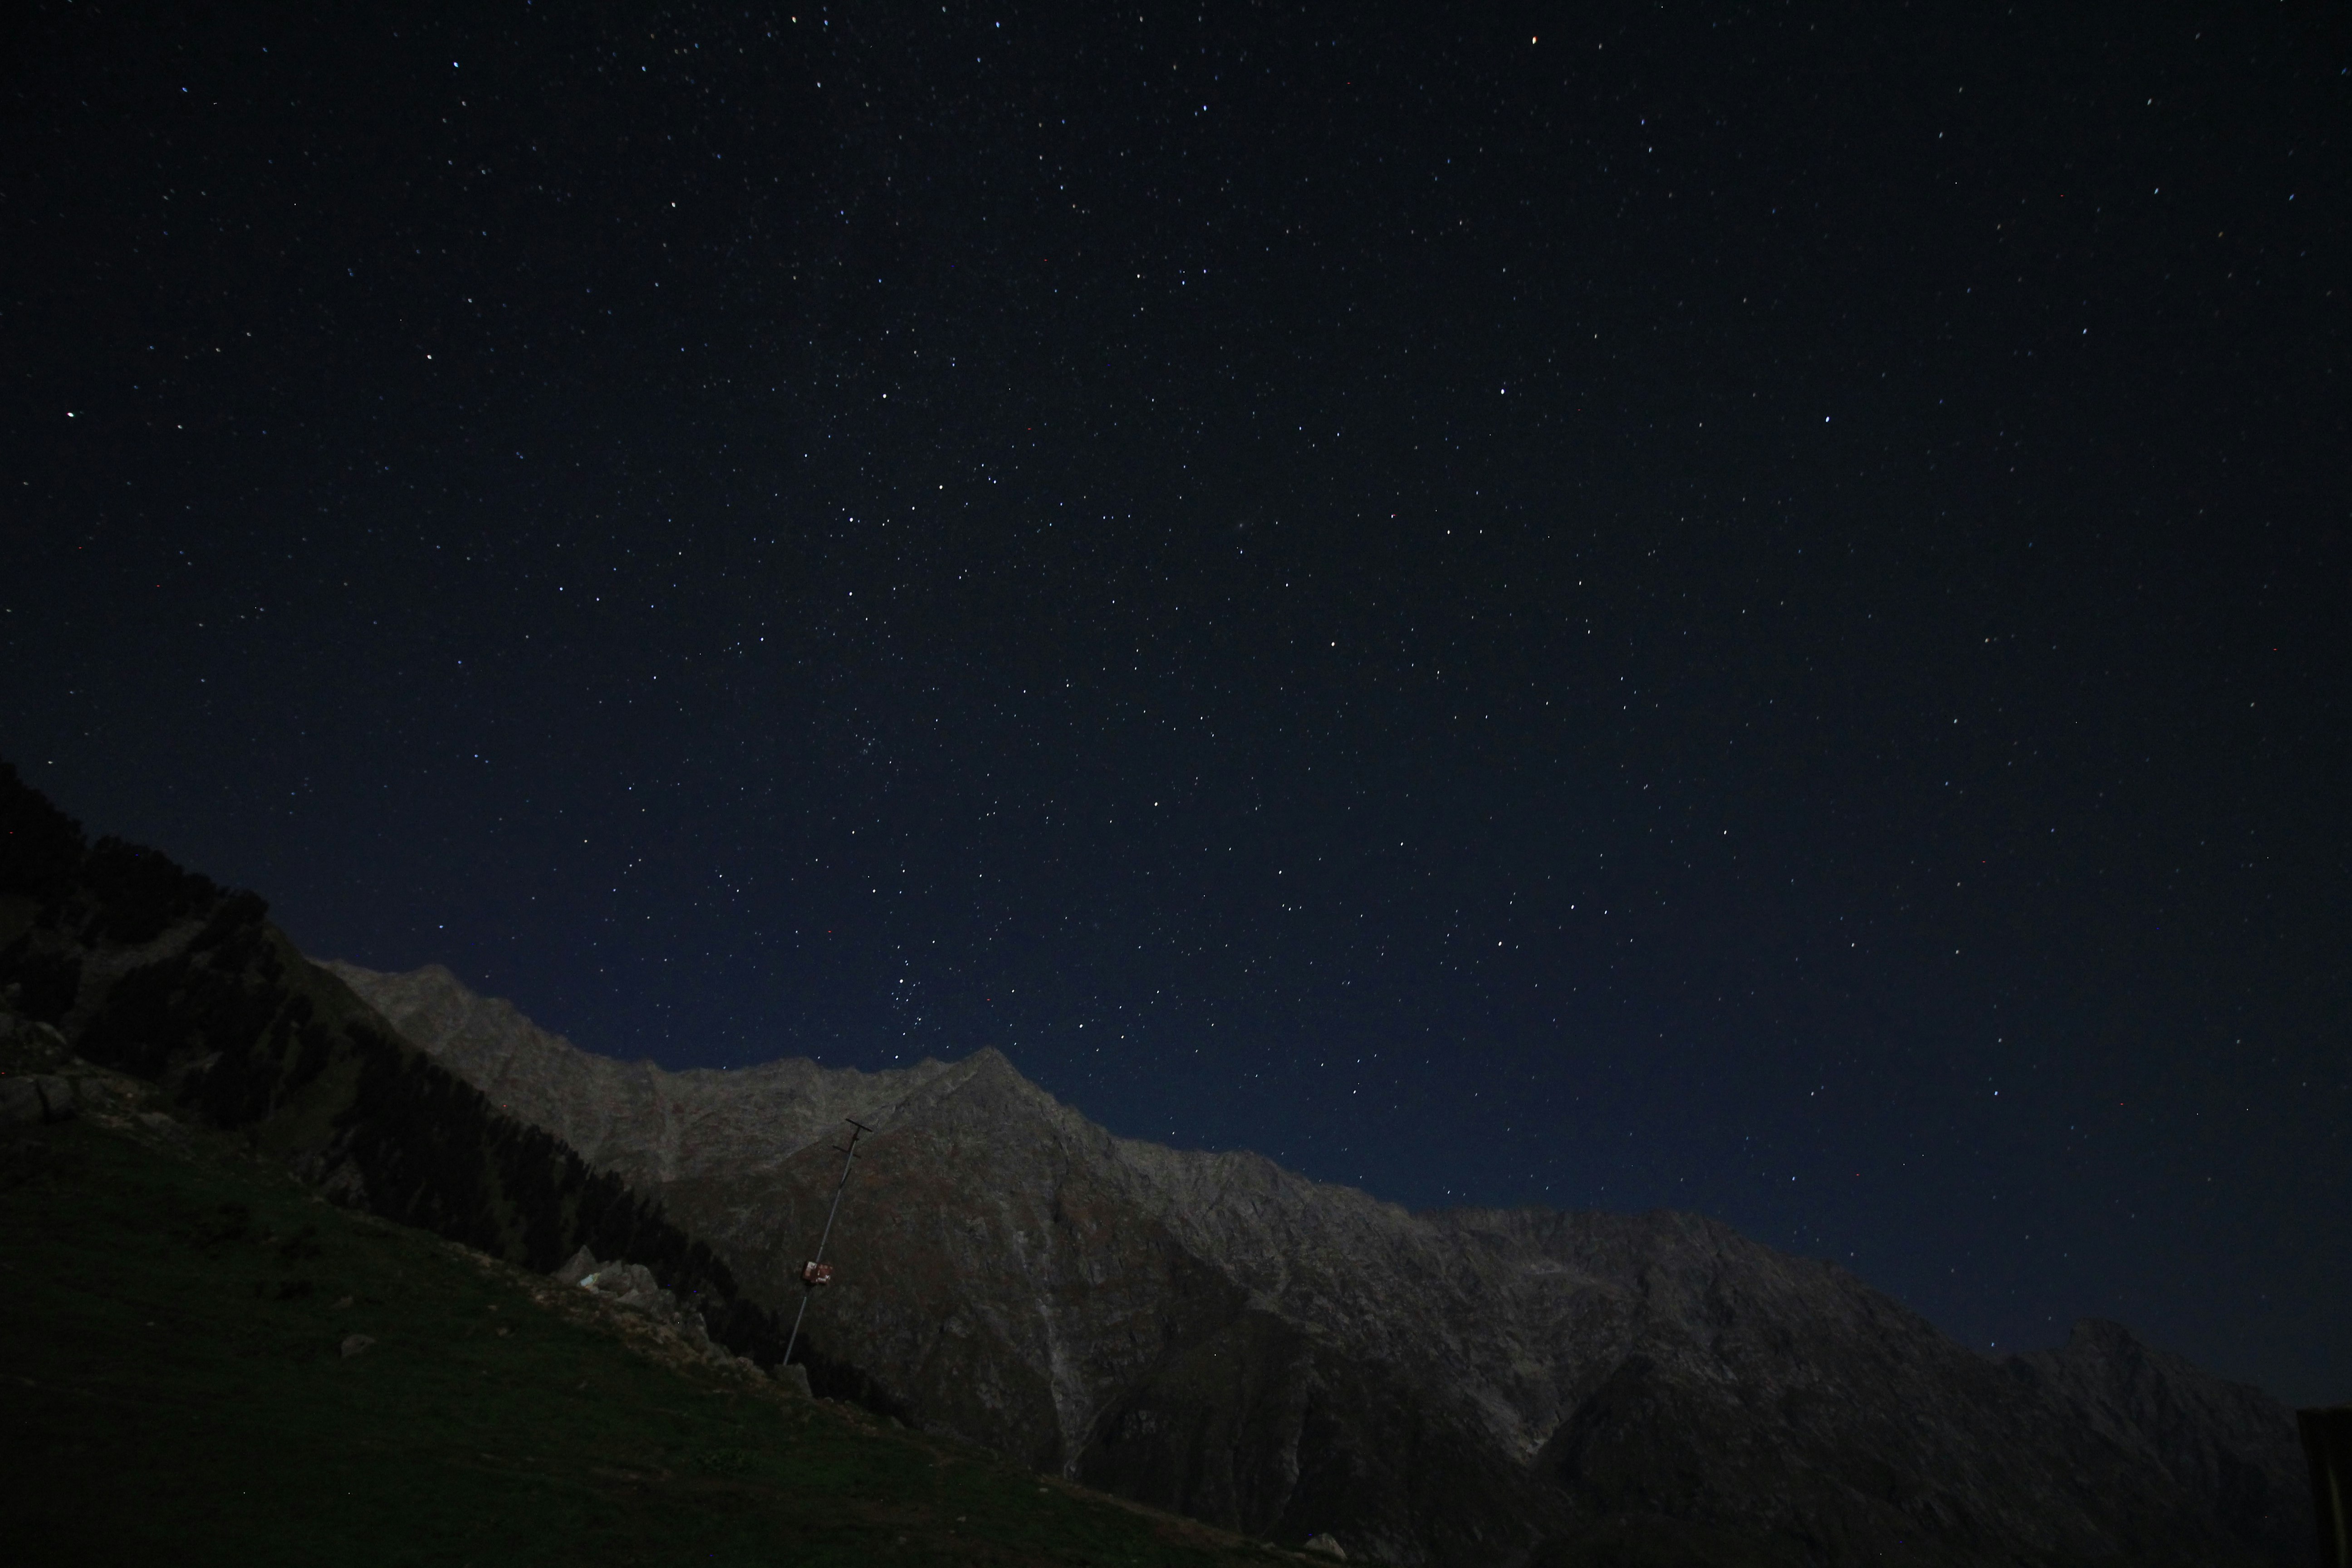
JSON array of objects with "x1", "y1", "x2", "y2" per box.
[{"x1": 782, "y1": 1117, "x2": 871, "y2": 1372}]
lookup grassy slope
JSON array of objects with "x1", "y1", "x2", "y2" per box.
[{"x1": 0, "y1": 1098, "x2": 1303, "y2": 1568}]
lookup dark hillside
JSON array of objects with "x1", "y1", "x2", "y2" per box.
[
  {"x1": 0, "y1": 1066, "x2": 1303, "y2": 1567},
  {"x1": 0, "y1": 760, "x2": 785, "y2": 1365}
]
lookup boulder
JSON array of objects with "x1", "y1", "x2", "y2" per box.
[
  {"x1": 552, "y1": 1245, "x2": 600, "y2": 1286},
  {"x1": 579, "y1": 1261, "x2": 669, "y2": 1315},
  {"x1": 0, "y1": 1074, "x2": 74, "y2": 1125},
  {"x1": 0, "y1": 1014, "x2": 70, "y2": 1069},
  {"x1": 135, "y1": 1110, "x2": 189, "y2": 1144},
  {"x1": 38, "y1": 1074, "x2": 74, "y2": 1121}
]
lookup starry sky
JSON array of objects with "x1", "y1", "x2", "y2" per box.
[{"x1": 5, "y1": 1, "x2": 2347, "y2": 1402}]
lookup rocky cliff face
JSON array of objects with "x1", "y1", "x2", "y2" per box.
[{"x1": 327, "y1": 960, "x2": 2313, "y2": 1568}]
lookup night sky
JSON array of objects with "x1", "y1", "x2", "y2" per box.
[{"x1": 5, "y1": 2, "x2": 2347, "y2": 1403}]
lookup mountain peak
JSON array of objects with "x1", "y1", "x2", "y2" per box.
[
  {"x1": 321, "y1": 959, "x2": 975, "y2": 1186},
  {"x1": 326, "y1": 958, "x2": 2313, "y2": 1568},
  {"x1": 2061, "y1": 1315, "x2": 2144, "y2": 1352}
]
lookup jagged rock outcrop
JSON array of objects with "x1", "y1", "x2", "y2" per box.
[
  {"x1": 329, "y1": 959, "x2": 2313, "y2": 1568},
  {"x1": 552, "y1": 1245, "x2": 765, "y2": 1376}
]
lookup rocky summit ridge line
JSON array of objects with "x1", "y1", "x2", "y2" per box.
[{"x1": 328, "y1": 959, "x2": 2311, "y2": 1568}]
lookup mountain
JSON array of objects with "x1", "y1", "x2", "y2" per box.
[
  {"x1": 312, "y1": 959, "x2": 951, "y2": 1191},
  {"x1": 0, "y1": 762, "x2": 791, "y2": 1367},
  {"x1": 328, "y1": 958, "x2": 2315, "y2": 1568},
  {"x1": 0, "y1": 756, "x2": 2311, "y2": 1567},
  {"x1": 2008, "y1": 1318, "x2": 2314, "y2": 1558},
  {"x1": 0, "y1": 1007, "x2": 1301, "y2": 1568}
]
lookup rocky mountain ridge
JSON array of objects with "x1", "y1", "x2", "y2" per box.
[
  {"x1": 328, "y1": 958, "x2": 2314, "y2": 1568},
  {"x1": 315, "y1": 960, "x2": 953, "y2": 1188}
]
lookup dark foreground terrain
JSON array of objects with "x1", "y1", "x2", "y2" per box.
[{"x1": 0, "y1": 1074, "x2": 1302, "y2": 1568}]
